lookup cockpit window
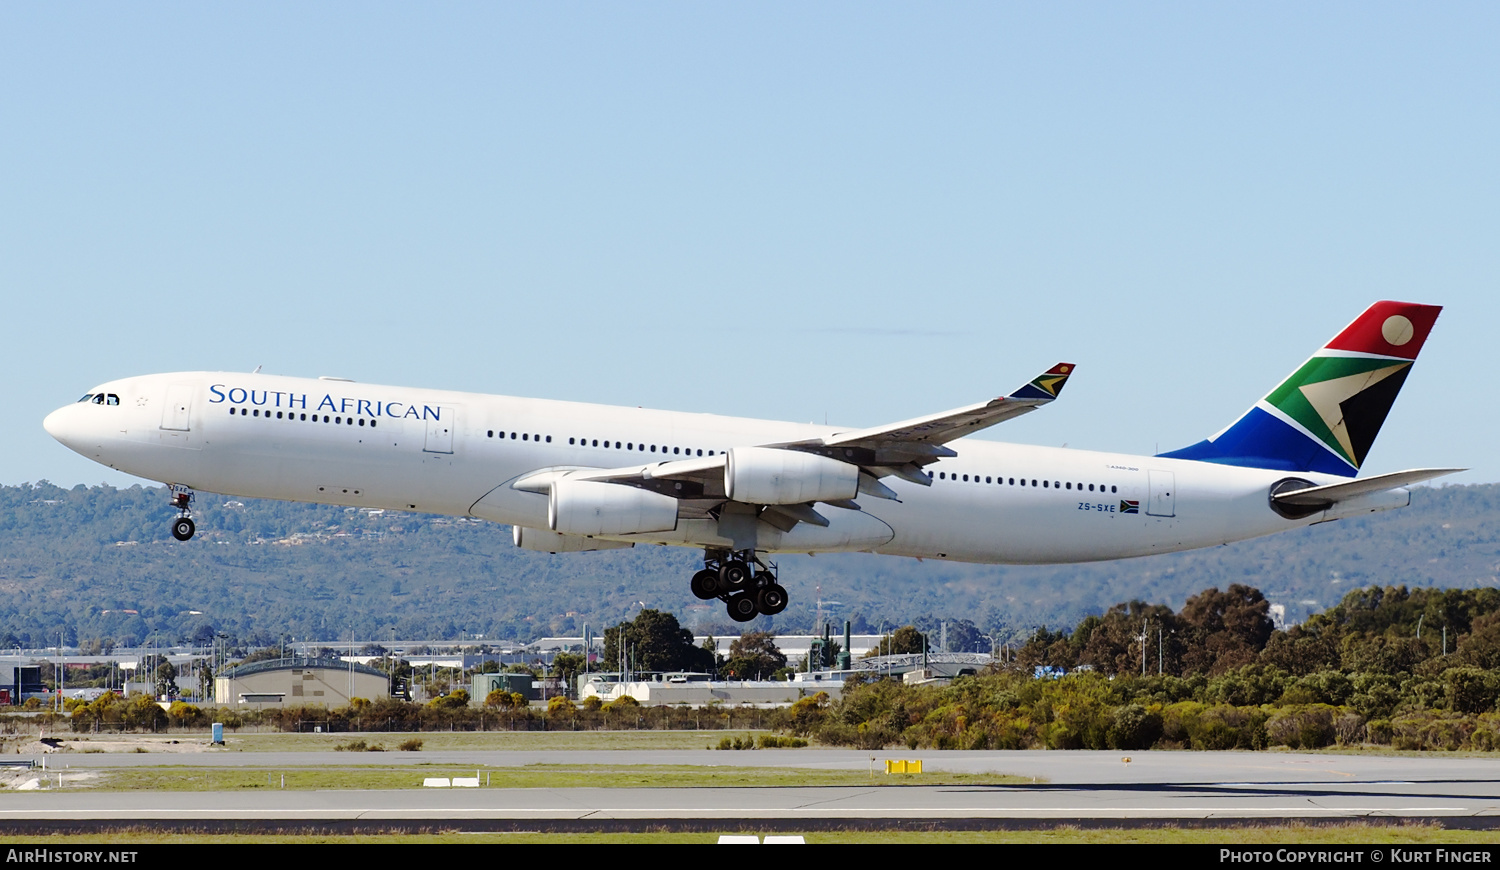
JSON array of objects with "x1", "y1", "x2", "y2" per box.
[
  {"x1": 106, "y1": 394, "x2": 119, "y2": 405},
  {"x1": 79, "y1": 393, "x2": 119, "y2": 405},
  {"x1": 77, "y1": 394, "x2": 94, "y2": 403},
  {"x1": 92, "y1": 395, "x2": 105, "y2": 404}
]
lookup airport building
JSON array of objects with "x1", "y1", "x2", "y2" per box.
[{"x1": 214, "y1": 656, "x2": 390, "y2": 708}]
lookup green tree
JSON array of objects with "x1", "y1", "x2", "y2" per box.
[
  {"x1": 483, "y1": 689, "x2": 517, "y2": 709},
  {"x1": 154, "y1": 661, "x2": 179, "y2": 699},
  {"x1": 866, "y1": 626, "x2": 927, "y2": 658},
  {"x1": 550, "y1": 652, "x2": 585, "y2": 687},
  {"x1": 1078, "y1": 601, "x2": 1184, "y2": 677},
  {"x1": 720, "y1": 631, "x2": 787, "y2": 680},
  {"x1": 1014, "y1": 626, "x2": 1081, "y2": 672},
  {"x1": 196, "y1": 662, "x2": 213, "y2": 703},
  {"x1": 427, "y1": 688, "x2": 470, "y2": 710},
  {"x1": 1179, "y1": 585, "x2": 1273, "y2": 676},
  {"x1": 602, "y1": 610, "x2": 715, "y2": 673}
]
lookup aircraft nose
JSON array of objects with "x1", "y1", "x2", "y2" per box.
[{"x1": 43, "y1": 404, "x2": 87, "y2": 453}]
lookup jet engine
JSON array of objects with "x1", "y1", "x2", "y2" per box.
[
  {"x1": 724, "y1": 446, "x2": 860, "y2": 505},
  {"x1": 548, "y1": 479, "x2": 679, "y2": 536}
]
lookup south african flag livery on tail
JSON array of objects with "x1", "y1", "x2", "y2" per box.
[{"x1": 1158, "y1": 301, "x2": 1441, "y2": 477}]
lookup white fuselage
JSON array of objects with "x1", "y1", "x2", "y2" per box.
[{"x1": 43, "y1": 372, "x2": 1394, "y2": 564}]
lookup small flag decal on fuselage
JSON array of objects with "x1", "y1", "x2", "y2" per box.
[{"x1": 1120, "y1": 500, "x2": 1139, "y2": 514}]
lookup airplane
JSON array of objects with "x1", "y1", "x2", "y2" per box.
[{"x1": 43, "y1": 301, "x2": 1461, "y2": 623}]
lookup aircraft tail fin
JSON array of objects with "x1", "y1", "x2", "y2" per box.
[{"x1": 1158, "y1": 301, "x2": 1442, "y2": 477}]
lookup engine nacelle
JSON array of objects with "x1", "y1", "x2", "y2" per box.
[
  {"x1": 513, "y1": 526, "x2": 635, "y2": 553},
  {"x1": 725, "y1": 446, "x2": 860, "y2": 505},
  {"x1": 548, "y1": 479, "x2": 679, "y2": 536}
]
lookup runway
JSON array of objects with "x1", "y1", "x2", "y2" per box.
[{"x1": 5, "y1": 750, "x2": 1500, "y2": 831}]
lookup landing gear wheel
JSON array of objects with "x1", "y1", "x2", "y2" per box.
[
  {"x1": 171, "y1": 517, "x2": 196, "y2": 541},
  {"x1": 756, "y1": 583, "x2": 788, "y2": 615},
  {"x1": 690, "y1": 569, "x2": 720, "y2": 600},
  {"x1": 719, "y1": 560, "x2": 751, "y2": 590},
  {"x1": 726, "y1": 593, "x2": 759, "y2": 623}
]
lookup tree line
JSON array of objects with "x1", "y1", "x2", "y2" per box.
[{"x1": 801, "y1": 583, "x2": 1500, "y2": 752}]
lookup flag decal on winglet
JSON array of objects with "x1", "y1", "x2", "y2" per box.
[{"x1": 1010, "y1": 363, "x2": 1074, "y2": 402}]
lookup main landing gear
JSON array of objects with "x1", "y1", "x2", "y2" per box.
[
  {"x1": 169, "y1": 485, "x2": 196, "y2": 541},
  {"x1": 690, "y1": 549, "x2": 788, "y2": 623}
]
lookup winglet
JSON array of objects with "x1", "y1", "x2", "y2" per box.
[{"x1": 1008, "y1": 363, "x2": 1075, "y2": 403}]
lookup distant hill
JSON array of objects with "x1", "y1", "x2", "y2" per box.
[{"x1": 0, "y1": 481, "x2": 1493, "y2": 647}]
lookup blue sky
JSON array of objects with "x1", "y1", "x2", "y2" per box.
[{"x1": 5, "y1": 3, "x2": 1495, "y2": 487}]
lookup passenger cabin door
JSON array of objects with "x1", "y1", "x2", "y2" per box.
[
  {"x1": 1146, "y1": 470, "x2": 1176, "y2": 517},
  {"x1": 423, "y1": 407, "x2": 457, "y2": 454},
  {"x1": 161, "y1": 384, "x2": 193, "y2": 431}
]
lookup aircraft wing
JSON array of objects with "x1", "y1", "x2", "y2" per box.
[
  {"x1": 760, "y1": 362, "x2": 1076, "y2": 490},
  {"x1": 817, "y1": 362, "x2": 1074, "y2": 451},
  {"x1": 510, "y1": 364, "x2": 1076, "y2": 530}
]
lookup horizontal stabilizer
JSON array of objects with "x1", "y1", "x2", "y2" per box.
[{"x1": 1272, "y1": 468, "x2": 1465, "y2": 507}]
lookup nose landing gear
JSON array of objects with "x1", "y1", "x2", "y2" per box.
[
  {"x1": 169, "y1": 485, "x2": 196, "y2": 541},
  {"x1": 691, "y1": 549, "x2": 788, "y2": 622}
]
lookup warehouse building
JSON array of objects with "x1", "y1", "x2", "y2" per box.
[{"x1": 215, "y1": 656, "x2": 389, "y2": 708}]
